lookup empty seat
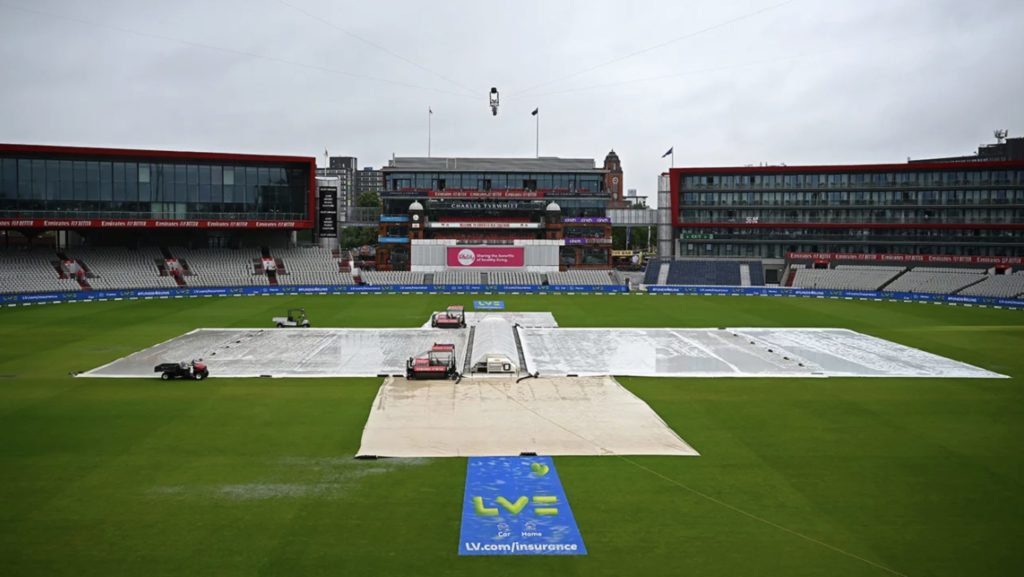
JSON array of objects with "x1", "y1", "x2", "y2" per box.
[
  {"x1": 65, "y1": 247, "x2": 176, "y2": 290},
  {"x1": 434, "y1": 270, "x2": 482, "y2": 285},
  {"x1": 884, "y1": 268, "x2": 986, "y2": 294},
  {"x1": 953, "y1": 274, "x2": 1024, "y2": 298},
  {"x1": 360, "y1": 271, "x2": 425, "y2": 285},
  {"x1": 489, "y1": 271, "x2": 543, "y2": 285},
  {"x1": 272, "y1": 247, "x2": 354, "y2": 285},
  {"x1": 546, "y1": 270, "x2": 615, "y2": 285},
  {"x1": 0, "y1": 248, "x2": 79, "y2": 294},
  {"x1": 663, "y1": 261, "x2": 743, "y2": 286},
  {"x1": 791, "y1": 266, "x2": 903, "y2": 291}
]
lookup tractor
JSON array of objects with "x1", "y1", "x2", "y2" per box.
[
  {"x1": 272, "y1": 307, "x2": 310, "y2": 328},
  {"x1": 431, "y1": 305, "x2": 466, "y2": 329},
  {"x1": 406, "y1": 343, "x2": 459, "y2": 380}
]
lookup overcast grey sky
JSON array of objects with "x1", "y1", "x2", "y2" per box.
[{"x1": 1, "y1": 0, "x2": 1022, "y2": 200}]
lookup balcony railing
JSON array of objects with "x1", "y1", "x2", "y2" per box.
[
  {"x1": 680, "y1": 200, "x2": 1023, "y2": 208},
  {"x1": 686, "y1": 236, "x2": 1024, "y2": 247},
  {"x1": 681, "y1": 180, "x2": 1021, "y2": 191},
  {"x1": 678, "y1": 215, "x2": 1024, "y2": 226},
  {"x1": 381, "y1": 187, "x2": 608, "y2": 197},
  {"x1": 0, "y1": 209, "x2": 307, "y2": 221}
]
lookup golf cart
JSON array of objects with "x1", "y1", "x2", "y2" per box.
[
  {"x1": 154, "y1": 360, "x2": 209, "y2": 381},
  {"x1": 272, "y1": 308, "x2": 310, "y2": 328},
  {"x1": 406, "y1": 343, "x2": 459, "y2": 380},
  {"x1": 431, "y1": 305, "x2": 466, "y2": 329}
]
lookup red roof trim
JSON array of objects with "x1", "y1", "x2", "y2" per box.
[
  {"x1": 676, "y1": 222, "x2": 1024, "y2": 230},
  {"x1": 668, "y1": 160, "x2": 1024, "y2": 175},
  {"x1": 0, "y1": 143, "x2": 315, "y2": 164}
]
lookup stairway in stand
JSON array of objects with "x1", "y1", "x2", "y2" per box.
[
  {"x1": 656, "y1": 262, "x2": 670, "y2": 285},
  {"x1": 739, "y1": 263, "x2": 751, "y2": 286}
]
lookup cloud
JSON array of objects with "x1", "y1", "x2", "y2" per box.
[{"x1": 1, "y1": 0, "x2": 1022, "y2": 203}]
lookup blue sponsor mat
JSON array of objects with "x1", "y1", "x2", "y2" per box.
[
  {"x1": 458, "y1": 456, "x2": 586, "y2": 556},
  {"x1": 473, "y1": 300, "x2": 506, "y2": 310}
]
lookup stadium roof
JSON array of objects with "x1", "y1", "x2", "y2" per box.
[
  {"x1": 663, "y1": 159, "x2": 1024, "y2": 175},
  {"x1": 385, "y1": 157, "x2": 605, "y2": 173},
  {"x1": 0, "y1": 143, "x2": 315, "y2": 164}
]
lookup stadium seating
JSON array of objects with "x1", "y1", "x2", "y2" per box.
[
  {"x1": 546, "y1": 270, "x2": 615, "y2": 285},
  {"x1": 272, "y1": 247, "x2": 354, "y2": 285},
  {"x1": 172, "y1": 247, "x2": 269, "y2": 287},
  {"x1": 956, "y1": 273, "x2": 1024, "y2": 298},
  {"x1": 833, "y1": 265, "x2": 904, "y2": 272},
  {"x1": 791, "y1": 266, "x2": 905, "y2": 291},
  {"x1": 489, "y1": 271, "x2": 544, "y2": 285},
  {"x1": 905, "y1": 267, "x2": 986, "y2": 274},
  {"x1": 360, "y1": 271, "x2": 425, "y2": 285},
  {"x1": 666, "y1": 261, "x2": 735, "y2": 285},
  {"x1": 747, "y1": 261, "x2": 765, "y2": 286},
  {"x1": 434, "y1": 270, "x2": 482, "y2": 285},
  {"x1": 642, "y1": 261, "x2": 663, "y2": 285},
  {"x1": 66, "y1": 247, "x2": 178, "y2": 290},
  {"x1": 4, "y1": 246, "x2": 1016, "y2": 298},
  {"x1": 639, "y1": 260, "x2": 766, "y2": 287},
  {"x1": 0, "y1": 249, "x2": 81, "y2": 294},
  {"x1": 884, "y1": 267, "x2": 986, "y2": 294}
]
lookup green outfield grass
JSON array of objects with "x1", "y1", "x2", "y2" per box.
[{"x1": 1, "y1": 294, "x2": 1022, "y2": 576}]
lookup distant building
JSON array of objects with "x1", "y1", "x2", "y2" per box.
[
  {"x1": 625, "y1": 188, "x2": 648, "y2": 208},
  {"x1": 603, "y1": 150, "x2": 625, "y2": 207},
  {"x1": 377, "y1": 156, "x2": 612, "y2": 270},
  {"x1": 329, "y1": 156, "x2": 357, "y2": 171},
  {"x1": 356, "y1": 166, "x2": 384, "y2": 197},
  {"x1": 0, "y1": 143, "x2": 314, "y2": 249},
  {"x1": 316, "y1": 155, "x2": 357, "y2": 211},
  {"x1": 911, "y1": 134, "x2": 1024, "y2": 163},
  {"x1": 663, "y1": 157, "x2": 1024, "y2": 259}
]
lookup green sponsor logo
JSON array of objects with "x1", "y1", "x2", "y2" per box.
[{"x1": 473, "y1": 495, "x2": 559, "y2": 516}]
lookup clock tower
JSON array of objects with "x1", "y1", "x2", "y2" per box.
[{"x1": 603, "y1": 150, "x2": 624, "y2": 206}]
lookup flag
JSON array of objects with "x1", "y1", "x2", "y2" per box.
[
  {"x1": 662, "y1": 147, "x2": 673, "y2": 158},
  {"x1": 429, "y1": 107, "x2": 433, "y2": 114},
  {"x1": 531, "y1": 108, "x2": 539, "y2": 116}
]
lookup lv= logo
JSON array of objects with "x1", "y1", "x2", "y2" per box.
[{"x1": 472, "y1": 496, "x2": 559, "y2": 516}]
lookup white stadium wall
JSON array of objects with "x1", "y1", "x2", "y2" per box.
[{"x1": 411, "y1": 239, "x2": 561, "y2": 272}]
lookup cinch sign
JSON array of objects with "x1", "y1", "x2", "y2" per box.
[{"x1": 446, "y1": 246, "x2": 524, "y2": 268}]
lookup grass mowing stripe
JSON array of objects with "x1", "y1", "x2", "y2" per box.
[
  {"x1": 1, "y1": 295, "x2": 1021, "y2": 576},
  {"x1": 616, "y1": 455, "x2": 910, "y2": 577},
  {"x1": 484, "y1": 378, "x2": 907, "y2": 576}
]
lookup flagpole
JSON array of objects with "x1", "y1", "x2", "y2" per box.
[
  {"x1": 428, "y1": 107, "x2": 432, "y2": 158},
  {"x1": 535, "y1": 110, "x2": 540, "y2": 158}
]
